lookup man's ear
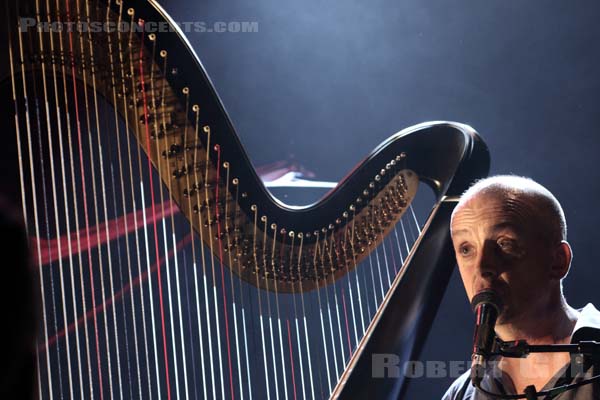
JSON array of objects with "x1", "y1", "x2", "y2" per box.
[{"x1": 550, "y1": 241, "x2": 572, "y2": 280}]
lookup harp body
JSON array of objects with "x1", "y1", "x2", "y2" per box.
[{"x1": 1, "y1": 0, "x2": 489, "y2": 398}]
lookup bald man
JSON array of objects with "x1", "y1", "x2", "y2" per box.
[{"x1": 442, "y1": 176, "x2": 600, "y2": 399}]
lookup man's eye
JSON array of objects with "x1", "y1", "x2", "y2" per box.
[
  {"x1": 497, "y1": 239, "x2": 517, "y2": 252},
  {"x1": 459, "y1": 245, "x2": 472, "y2": 256}
]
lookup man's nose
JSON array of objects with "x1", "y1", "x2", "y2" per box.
[{"x1": 476, "y1": 241, "x2": 500, "y2": 281}]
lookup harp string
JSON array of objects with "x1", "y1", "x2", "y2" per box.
[
  {"x1": 137, "y1": 19, "x2": 178, "y2": 399},
  {"x1": 352, "y1": 207, "x2": 372, "y2": 332},
  {"x1": 190, "y1": 112, "x2": 219, "y2": 399},
  {"x1": 333, "y1": 228, "x2": 352, "y2": 358},
  {"x1": 346, "y1": 231, "x2": 361, "y2": 349},
  {"x1": 213, "y1": 143, "x2": 237, "y2": 399},
  {"x1": 48, "y1": 0, "x2": 89, "y2": 395},
  {"x1": 115, "y1": 4, "x2": 161, "y2": 397},
  {"x1": 341, "y1": 215, "x2": 360, "y2": 351},
  {"x1": 54, "y1": 0, "x2": 96, "y2": 395},
  {"x1": 229, "y1": 149, "x2": 248, "y2": 400},
  {"x1": 287, "y1": 233, "x2": 299, "y2": 400},
  {"x1": 308, "y1": 232, "x2": 330, "y2": 393},
  {"x1": 276, "y1": 229, "x2": 290, "y2": 399},
  {"x1": 103, "y1": 0, "x2": 146, "y2": 397},
  {"x1": 290, "y1": 232, "x2": 307, "y2": 399},
  {"x1": 293, "y1": 233, "x2": 309, "y2": 399},
  {"x1": 296, "y1": 233, "x2": 317, "y2": 400},
  {"x1": 63, "y1": 0, "x2": 109, "y2": 396},
  {"x1": 341, "y1": 287, "x2": 352, "y2": 357},
  {"x1": 320, "y1": 230, "x2": 340, "y2": 381},
  {"x1": 83, "y1": 0, "x2": 130, "y2": 395},
  {"x1": 73, "y1": 0, "x2": 119, "y2": 394},
  {"x1": 387, "y1": 236, "x2": 399, "y2": 275},
  {"x1": 33, "y1": 87, "x2": 64, "y2": 399},
  {"x1": 346, "y1": 209, "x2": 366, "y2": 336},
  {"x1": 286, "y1": 228, "x2": 300, "y2": 397},
  {"x1": 380, "y1": 232, "x2": 393, "y2": 289},
  {"x1": 125, "y1": 9, "x2": 168, "y2": 398},
  {"x1": 286, "y1": 319, "x2": 297, "y2": 399},
  {"x1": 222, "y1": 160, "x2": 246, "y2": 400},
  {"x1": 185, "y1": 97, "x2": 210, "y2": 399},
  {"x1": 327, "y1": 227, "x2": 348, "y2": 367},
  {"x1": 39, "y1": 0, "x2": 86, "y2": 398},
  {"x1": 276, "y1": 223, "x2": 288, "y2": 398},
  {"x1": 231, "y1": 181, "x2": 254, "y2": 400},
  {"x1": 202, "y1": 125, "x2": 230, "y2": 399},
  {"x1": 256, "y1": 210, "x2": 274, "y2": 399},
  {"x1": 144, "y1": 30, "x2": 184, "y2": 400},
  {"x1": 6, "y1": 10, "x2": 49, "y2": 399},
  {"x1": 155, "y1": 54, "x2": 196, "y2": 399},
  {"x1": 15, "y1": 10, "x2": 62, "y2": 399},
  {"x1": 332, "y1": 234, "x2": 356, "y2": 359}
]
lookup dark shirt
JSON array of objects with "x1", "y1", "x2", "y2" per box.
[{"x1": 442, "y1": 304, "x2": 600, "y2": 399}]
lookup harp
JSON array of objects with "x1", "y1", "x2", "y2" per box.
[{"x1": 0, "y1": 0, "x2": 489, "y2": 398}]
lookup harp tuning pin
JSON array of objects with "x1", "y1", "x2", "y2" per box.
[
  {"x1": 127, "y1": 8, "x2": 134, "y2": 16},
  {"x1": 313, "y1": 230, "x2": 319, "y2": 236},
  {"x1": 149, "y1": 33, "x2": 156, "y2": 41},
  {"x1": 321, "y1": 227, "x2": 327, "y2": 233},
  {"x1": 203, "y1": 125, "x2": 210, "y2": 134},
  {"x1": 298, "y1": 232, "x2": 303, "y2": 239},
  {"x1": 380, "y1": 168, "x2": 386, "y2": 175},
  {"x1": 356, "y1": 198, "x2": 362, "y2": 204},
  {"x1": 192, "y1": 104, "x2": 199, "y2": 112},
  {"x1": 280, "y1": 228, "x2": 286, "y2": 235},
  {"x1": 250, "y1": 204, "x2": 257, "y2": 212},
  {"x1": 369, "y1": 181, "x2": 375, "y2": 188},
  {"x1": 386, "y1": 163, "x2": 392, "y2": 170},
  {"x1": 335, "y1": 218, "x2": 341, "y2": 224},
  {"x1": 171, "y1": 67, "x2": 178, "y2": 75},
  {"x1": 182, "y1": 87, "x2": 189, "y2": 94},
  {"x1": 160, "y1": 50, "x2": 167, "y2": 58},
  {"x1": 116, "y1": 0, "x2": 122, "y2": 5},
  {"x1": 328, "y1": 224, "x2": 334, "y2": 230},
  {"x1": 223, "y1": 162, "x2": 229, "y2": 168},
  {"x1": 342, "y1": 211, "x2": 349, "y2": 218},
  {"x1": 362, "y1": 189, "x2": 369, "y2": 197},
  {"x1": 305, "y1": 232, "x2": 311, "y2": 238},
  {"x1": 214, "y1": 144, "x2": 219, "y2": 151},
  {"x1": 261, "y1": 215, "x2": 267, "y2": 222},
  {"x1": 375, "y1": 175, "x2": 381, "y2": 182},
  {"x1": 289, "y1": 231, "x2": 295, "y2": 237},
  {"x1": 241, "y1": 192, "x2": 248, "y2": 198},
  {"x1": 349, "y1": 204, "x2": 356, "y2": 211},
  {"x1": 390, "y1": 159, "x2": 396, "y2": 166},
  {"x1": 271, "y1": 223, "x2": 277, "y2": 230}
]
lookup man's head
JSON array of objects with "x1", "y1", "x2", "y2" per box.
[{"x1": 450, "y1": 175, "x2": 571, "y2": 327}]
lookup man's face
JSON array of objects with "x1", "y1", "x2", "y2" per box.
[{"x1": 450, "y1": 192, "x2": 558, "y2": 326}]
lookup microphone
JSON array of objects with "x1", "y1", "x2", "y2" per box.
[{"x1": 470, "y1": 290, "x2": 503, "y2": 386}]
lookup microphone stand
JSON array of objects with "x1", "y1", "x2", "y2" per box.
[{"x1": 473, "y1": 339, "x2": 600, "y2": 400}]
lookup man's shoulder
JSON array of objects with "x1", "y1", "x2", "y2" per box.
[{"x1": 442, "y1": 369, "x2": 474, "y2": 400}]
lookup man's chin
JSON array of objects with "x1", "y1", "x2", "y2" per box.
[{"x1": 496, "y1": 311, "x2": 514, "y2": 326}]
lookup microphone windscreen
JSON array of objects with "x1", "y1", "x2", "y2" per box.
[{"x1": 470, "y1": 289, "x2": 504, "y2": 314}]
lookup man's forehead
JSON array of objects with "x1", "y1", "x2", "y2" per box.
[
  {"x1": 451, "y1": 192, "x2": 538, "y2": 232},
  {"x1": 451, "y1": 220, "x2": 524, "y2": 237}
]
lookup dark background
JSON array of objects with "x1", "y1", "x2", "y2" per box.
[{"x1": 157, "y1": 0, "x2": 600, "y2": 397}]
